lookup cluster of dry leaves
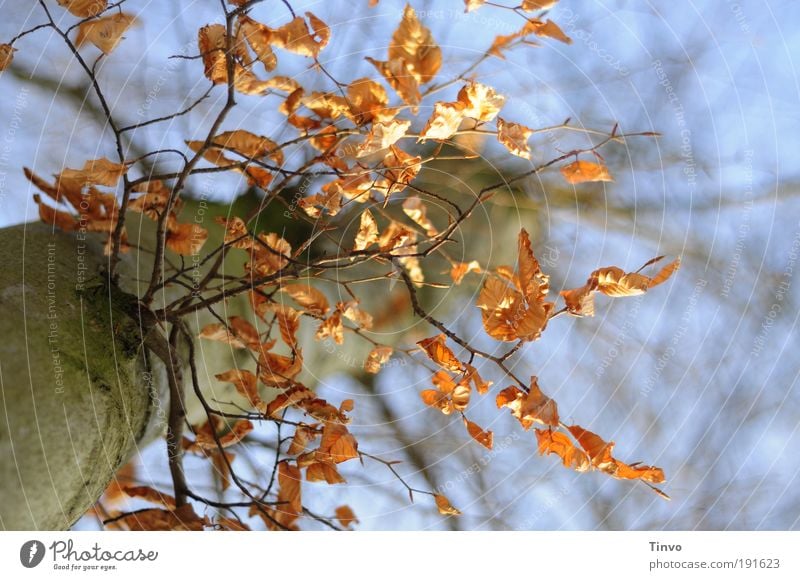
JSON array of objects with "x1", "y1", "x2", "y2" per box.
[
  {"x1": 6, "y1": 0, "x2": 681, "y2": 529},
  {"x1": 419, "y1": 229, "x2": 677, "y2": 498}
]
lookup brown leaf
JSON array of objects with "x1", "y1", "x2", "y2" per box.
[
  {"x1": 60, "y1": 158, "x2": 128, "y2": 187},
  {"x1": 335, "y1": 505, "x2": 359, "y2": 528},
  {"x1": 402, "y1": 196, "x2": 438, "y2": 236},
  {"x1": 288, "y1": 425, "x2": 320, "y2": 455},
  {"x1": 457, "y1": 81, "x2": 505, "y2": 122},
  {"x1": 353, "y1": 209, "x2": 379, "y2": 251},
  {"x1": 389, "y1": 4, "x2": 441, "y2": 84},
  {"x1": 0, "y1": 44, "x2": 17, "y2": 71},
  {"x1": 268, "y1": 13, "x2": 330, "y2": 58},
  {"x1": 450, "y1": 260, "x2": 481, "y2": 284},
  {"x1": 522, "y1": 0, "x2": 559, "y2": 11},
  {"x1": 194, "y1": 419, "x2": 254, "y2": 450},
  {"x1": 118, "y1": 504, "x2": 207, "y2": 531},
  {"x1": 465, "y1": 364, "x2": 492, "y2": 395},
  {"x1": 366, "y1": 57, "x2": 421, "y2": 111},
  {"x1": 215, "y1": 369, "x2": 262, "y2": 409},
  {"x1": 75, "y1": 13, "x2": 136, "y2": 54},
  {"x1": 381, "y1": 145, "x2": 421, "y2": 197},
  {"x1": 560, "y1": 257, "x2": 680, "y2": 316},
  {"x1": 496, "y1": 376, "x2": 559, "y2": 428},
  {"x1": 122, "y1": 486, "x2": 176, "y2": 509},
  {"x1": 434, "y1": 494, "x2": 461, "y2": 516},
  {"x1": 238, "y1": 15, "x2": 277, "y2": 72},
  {"x1": 281, "y1": 283, "x2": 329, "y2": 316},
  {"x1": 560, "y1": 160, "x2": 614, "y2": 184},
  {"x1": 277, "y1": 461, "x2": 303, "y2": 518},
  {"x1": 417, "y1": 334, "x2": 463, "y2": 372},
  {"x1": 496, "y1": 117, "x2": 533, "y2": 159},
  {"x1": 315, "y1": 309, "x2": 344, "y2": 345},
  {"x1": 356, "y1": 119, "x2": 411, "y2": 157},
  {"x1": 165, "y1": 220, "x2": 208, "y2": 256},
  {"x1": 58, "y1": 0, "x2": 108, "y2": 18},
  {"x1": 535, "y1": 429, "x2": 590, "y2": 471},
  {"x1": 317, "y1": 422, "x2": 359, "y2": 464},
  {"x1": 418, "y1": 101, "x2": 465, "y2": 141},
  {"x1": 347, "y1": 78, "x2": 394, "y2": 125},
  {"x1": 477, "y1": 229, "x2": 554, "y2": 341},
  {"x1": 364, "y1": 345, "x2": 393, "y2": 374},
  {"x1": 464, "y1": 418, "x2": 493, "y2": 450},
  {"x1": 566, "y1": 425, "x2": 665, "y2": 484}
]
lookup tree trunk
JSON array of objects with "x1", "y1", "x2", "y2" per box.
[{"x1": 0, "y1": 223, "x2": 166, "y2": 530}]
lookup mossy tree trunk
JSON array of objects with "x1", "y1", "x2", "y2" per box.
[{"x1": 0, "y1": 223, "x2": 167, "y2": 530}]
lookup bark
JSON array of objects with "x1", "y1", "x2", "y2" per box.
[{"x1": 0, "y1": 223, "x2": 167, "y2": 530}]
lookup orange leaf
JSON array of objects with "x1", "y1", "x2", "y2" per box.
[
  {"x1": 215, "y1": 369, "x2": 262, "y2": 409},
  {"x1": 560, "y1": 160, "x2": 614, "y2": 184},
  {"x1": 389, "y1": 4, "x2": 442, "y2": 84},
  {"x1": 464, "y1": 418, "x2": 493, "y2": 450},
  {"x1": 364, "y1": 345, "x2": 393, "y2": 374},
  {"x1": 117, "y1": 504, "x2": 207, "y2": 531},
  {"x1": 75, "y1": 13, "x2": 136, "y2": 54},
  {"x1": 122, "y1": 485, "x2": 176, "y2": 510},
  {"x1": 0, "y1": 44, "x2": 15, "y2": 71},
  {"x1": 496, "y1": 117, "x2": 533, "y2": 159},
  {"x1": 58, "y1": 0, "x2": 108, "y2": 18},
  {"x1": 457, "y1": 81, "x2": 505, "y2": 122},
  {"x1": 534, "y1": 429, "x2": 590, "y2": 471},
  {"x1": 434, "y1": 494, "x2": 461, "y2": 516},
  {"x1": 281, "y1": 283, "x2": 329, "y2": 316},
  {"x1": 417, "y1": 334, "x2": 463, "y2": 372},
  {"x1": 335, "y1": 505, "x2": 359, "y2": 528},
  {"x1": 306, "y1": 461, "x2": 346, "y2": 484}
]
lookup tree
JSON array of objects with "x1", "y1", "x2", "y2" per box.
[{"x1": 0, "y1": 0, "x2": 678, "y2": 531}]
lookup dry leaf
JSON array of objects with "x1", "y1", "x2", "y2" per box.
[
  {"x1": 464, "y1": 418, "x2": 493, "y2": 450},
  {"x1": 560, "y1": 257, "x2": 680, "y2": 316},
  {"x1": 457, "y1": 82, "x2": 505, "y2": 122},
  {"x1": 238, "y1": 15, "x2": 277, "y2": 72},
  {"x1": 0, "y1": 44, "x2": 16, "y2": 71},
  {"x1": 450, "y1": 260, "x2": 481, "y2": 284},
  {"x1": 418, "y1": 101, "x2": 465, "y2": 141},
  {"x1": 335, "y1": 505, "x2": 359, "y2": 528},
  {"x1": 366, "y1": 57, "x2": 421, "y2": 111},
  {"x1": 76, "y1": 13, "x2": 136, "y2": 54},
  {"x1": 402, "y1": 196, "x2": 438, "y2": 236},
  {"x1": 496, "y1": 117, "x2": 533, "y2": 159},
  {"x1": 118, "y1": 504, "x2": 207, "y2": 531},
  {"x1": 390, "y1": 4, "x2": 441, "y2": 84},
  {"x1": 496, "y1": 376, "x2": 559, "y2": 428},
  {"x1": 522, "y1": 0, "x2": 559, "y2": 11},
  {"x1": 60, "y1": 158, "x2": 127, "y2": 187},
  {"x1": 356, "y1": 119, "x2": 411, "y2": 157},
  {"x1": 281, "y1": 283, "x2": 329, "y2": 316},
  {"x1": 215, "y1": 369, "x2": 262, "y2": 409},
  {"x1": 560, "y1": 160, "x2": 614, "y2": 184},
  {"x1": 166, "y1": 221, "x2": 208, "y2": 255},
  {"x1": 364, "y1": 345, "x2": 393, "y2": 374},
  {"x1": 535, "y1": 429, "x2": 590, "y2": 471},
  {"x1": 347, "y1": 77, "x2": 394, "y2": 125},
  {"x1": 122, "y1": 486, "x2": 176, "y2": 510},
  {"x1": 477, "y1": 229, "x2": 554, "y2": 341},
  {"x1": 354, "y1": 209, "x2": 379, "y2": 251},
  {"x1": 434, "y1": 494, "x2": 461, "y2": 516},
  {"x1": 417, "y1": 334, "x2": 463, "y2": 372},
  {"x1": 58, "y1": 0, "x2": 108, "y2": 18},
  {"x1": 464, "y1": 0, "x2": 486, "y2": 12}
]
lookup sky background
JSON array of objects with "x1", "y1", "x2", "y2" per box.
[{"x1": 1, "y1": 0, "x2": 799, "y2": 530}]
